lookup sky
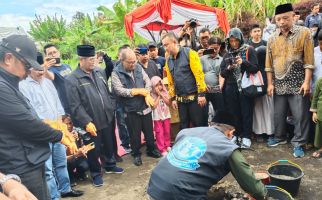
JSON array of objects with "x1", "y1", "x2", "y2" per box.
[{"x1": 0, "y1": 0, "x2": 117, "y2": 31}]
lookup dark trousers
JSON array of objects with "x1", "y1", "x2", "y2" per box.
[
  {"x1": 240, "y1": 94, "x2": 254, "y2": 139},
  {"x1": 84, "y1": 122, "x2": 116, "y2": 178},
  {"x1": 19, "y1": 165, "x2": 50, "y2": 200},
  {"x1": 274, "y1": 95, "x2": 310, "y2": 147},
  {"x1": 206, "y1": 92, "x2": 225, "y2": 121},
  {"x1": 223, "y1": 83, "x2": 254, "y2": 138},
  {"x1": 116, "y1": 105, "x2": 130, "y2": 148},
  {"x1": 124, "y1": 112, "x2": 156, "y2": 157},
  {"x1": 67, "y1": 157, "x2": 89, "y2": 182},
  {"x1": 178, "y1": 100, "x2": 205, "y2": 129},
  {"x1": 223, "y1": 83, "x2": 243, "y2": 136}
]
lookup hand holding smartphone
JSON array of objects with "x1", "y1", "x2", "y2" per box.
[
  {"x1": 203, "y1": 48, "x2": 215, "y2": 55},
  {"x1": 46, "y1": 57, "x2": 60, "y2": 64}
]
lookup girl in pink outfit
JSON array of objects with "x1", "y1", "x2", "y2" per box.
[{"x1": 151, "y1": 76, "x2": 171, "y2": 155}]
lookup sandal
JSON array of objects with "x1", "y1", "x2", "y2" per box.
[{"x1": 312, "y1": 150, "x2": 322, "y2": 158}]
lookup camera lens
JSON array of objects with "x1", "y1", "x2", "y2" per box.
[{"x1": 190, "y1": 21, "x2": 197, "y2": 28}]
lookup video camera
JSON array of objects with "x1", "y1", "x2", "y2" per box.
[
  {"x1": 73, "y1": 127, "x2": 91, "y2": 141},
  {"x1": 188, "y1": 18, "x2": 198, "y2": 29}
]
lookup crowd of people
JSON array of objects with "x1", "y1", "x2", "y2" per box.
[{"x1": 0, "y1": 2, "x2": 321, "y2": 200}]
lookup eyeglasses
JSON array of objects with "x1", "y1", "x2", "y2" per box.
[
  {"x1": 13, "y1": 52, "x2": 32, "y2": 70},
  {"x1": 125, "y1": 60, "x2": 137, "y2": 65}
]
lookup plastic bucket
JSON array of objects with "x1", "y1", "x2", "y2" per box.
[
  {"x1": 267, "y1": 160, "x2": 304, "y2": 197},
  {"x1": 266, "y1": 185, "x2": 294, "y2": 200}
]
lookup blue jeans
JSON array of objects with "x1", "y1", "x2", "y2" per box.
[
  {"x1": 45, "y1": 143, "x2": 71, "y2": 200},
  {"x1": 116, "y1": 105, "x2": 130, "y2": 148}
]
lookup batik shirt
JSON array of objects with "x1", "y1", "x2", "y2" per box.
[{"x1": 265, "y1": 25, "x2": 314, "y2": 95}]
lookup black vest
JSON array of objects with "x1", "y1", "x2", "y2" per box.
[
  {"x1": 167, "y1": 47, "x2": 197, "y2": 96},
  {"x1": 148, "y1": 127, "x2": 239, "y2": 200},
  {"x1": 114, "y1": 64, "x2": 148, "y2": 113}
]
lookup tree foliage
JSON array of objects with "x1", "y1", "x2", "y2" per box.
[{"x1": 29, "y1": 0, "x2": 311, "y2": 67}]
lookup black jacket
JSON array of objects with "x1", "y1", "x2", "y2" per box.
[
  {"x1": 66, "y1": 66, "x2": 116, "y2": 131},
  {"x1": 138, "y1": 60, "x2": 161, "y2": 79},
  {"x1": 0, "y1": 67, "x2": 62, "y2": 175}
]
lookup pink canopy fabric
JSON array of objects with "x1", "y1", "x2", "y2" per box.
[{"x1": 124, "y1": 0, "x2": 230, "y2": 41}]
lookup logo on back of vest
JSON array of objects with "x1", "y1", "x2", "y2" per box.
[{"x1": 167, "y1": 136, "x2": 207, "y2": 170}]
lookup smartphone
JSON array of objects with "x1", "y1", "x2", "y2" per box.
[
  {"x1": 137, "y1": 48, "x2": 148, "y2": 55},
  {"x1": 46, "y1": 57, "x2": 60, "y2": 64},
  {"x1": 203, "y1": 48, "x2": 215, "y2": 55}
]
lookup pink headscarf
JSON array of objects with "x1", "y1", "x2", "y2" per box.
[{"x1": 150, "y1": 76, "x2": 169, "y2": 99}]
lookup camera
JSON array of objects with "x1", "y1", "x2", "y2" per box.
[
  {"x1": 224, "y1": 56, "x2": 237, "y2": 66},
  {"x1": 73, "y1": 127, "x2": 91, "y2": 141},
  {"x1": 189, "y1": 18, "x2": 197, "y2": 28}
]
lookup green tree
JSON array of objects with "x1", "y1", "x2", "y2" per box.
[{"x1": 29, "y1": 14, "x2": 67, "y2": 42}]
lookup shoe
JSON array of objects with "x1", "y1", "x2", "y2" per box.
[
  {"x1": 267, "y1": 138, "x2": 287, "y2": 147},
  {"x1": 133, "y1": 156, "x2": 142, "y2": 166},
  {"x1": 105, "y1": 166, "x2": 124, "y2": 174},
  {"x1": 115, "y1": 155, "x2": 123, "y2": 162},
  {"x1": 61, "y1": 189, "x2": 84, "y2": 198},
  {"x1": 124, "y1": 147, "x2": 132, "y2": 154},
  {"x1": 78, "y1": 173, "x2": 88, "y2": 181},
  {"x1": 70, "y1": 181, "x2": 77, "y2": 187},
  {"x1": 92, "y1": 176, "x2": 103, "y2": 187},
  {"x1": 231, "y1": 135, "x2": 237, "y2": 144},
  {"x1": 241, "y1": 138, "x2": 251, "y2": 148},
  {"x1": 147, "y1": 149, "x2": 162, "y2": 158},
  {"x1": 293, "y1": 146, "x2": 305, "y2": 158}
]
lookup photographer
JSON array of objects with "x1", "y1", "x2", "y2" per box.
[
  {"x1": 220, "y1": 28, "x2": 259, "y2": 148},
  {"x1": 196, "y1": 28, "x2": 211, "y2": 56},
  {"x1": 136, "y1": 44, "x2": 161, "y2": 79},
  {"x1": 178, "y1": 19, "x2": 199, "y2": 51},
  {"x1": 62, "y1": 115, "x2": 89, "y2": 186},
  {"x1": 200, "y1": 37, "x2": 225, "y2": 123}
]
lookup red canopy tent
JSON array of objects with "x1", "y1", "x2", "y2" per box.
[{"x1": 124, "y1": 0, "x2": 230, "y2": 42}]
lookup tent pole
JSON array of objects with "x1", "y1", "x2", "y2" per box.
[{"x1": 144, "y1": 25, "x2": 156, "y2": 42}]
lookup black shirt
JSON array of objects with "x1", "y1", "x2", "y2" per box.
[{"x1": 247, "y1": 39, "x2": 267, "y2": 50}]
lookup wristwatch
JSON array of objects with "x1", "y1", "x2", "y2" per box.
[{"x1": 0, "y1": 174, "x2": 21, "y2": 188}]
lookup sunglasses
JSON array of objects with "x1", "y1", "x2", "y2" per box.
[{"x1": 14, "y1": 53, "x2": 32, "y2": 70}]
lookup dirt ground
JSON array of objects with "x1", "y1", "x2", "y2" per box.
[{"x1": 66, "y1": 142, "x2": 322, "y2": 200}]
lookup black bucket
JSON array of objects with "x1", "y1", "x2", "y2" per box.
[
  {"x1": 266, "y1": 185, "x2": 294, "y2": 200},
  {"x1": 267, "y1": 160, "x2": 304, "y2": 197}
]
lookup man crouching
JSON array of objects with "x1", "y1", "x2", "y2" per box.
[{"x1": 147, "y1": 111, "x2": 267, "y2": 200}]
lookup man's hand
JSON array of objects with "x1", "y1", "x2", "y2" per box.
[
  {"x1": 197, "y1": 96, "x2": 207, "y2": 107},
  {"x1": 131, "y1": 88, "x2": 149, "y2": 96},
  {"x1": 299, "y1": 82, "x2": 310, "y2": 96},
  {"x1": 313, "y1": 112, "x2": 318, "y2": 123},
  {"x1": 145, "y1": 95, "x2": 155, "y2": 107},
  {"x1": 197, "y1": 49, "x2": 205, "y2": 57},
  {"x1": 43, "y1": 58, "x2": 56, "y2": 69},
  {"x1": 172, "y1": 100, "x2": 178, "y2": 110},
  {"x1": 267, "y1": 84, "x2": 274, "y2": 96},
  {"x1": 85, "y1": 122, "x2": 97, "y2": 137},
  {"x1": 3, "y1": 179, "x2": 37, "y2": 200},
  {"x1": 235, "y1": 56, "x2": 243, "y2": 65}
]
